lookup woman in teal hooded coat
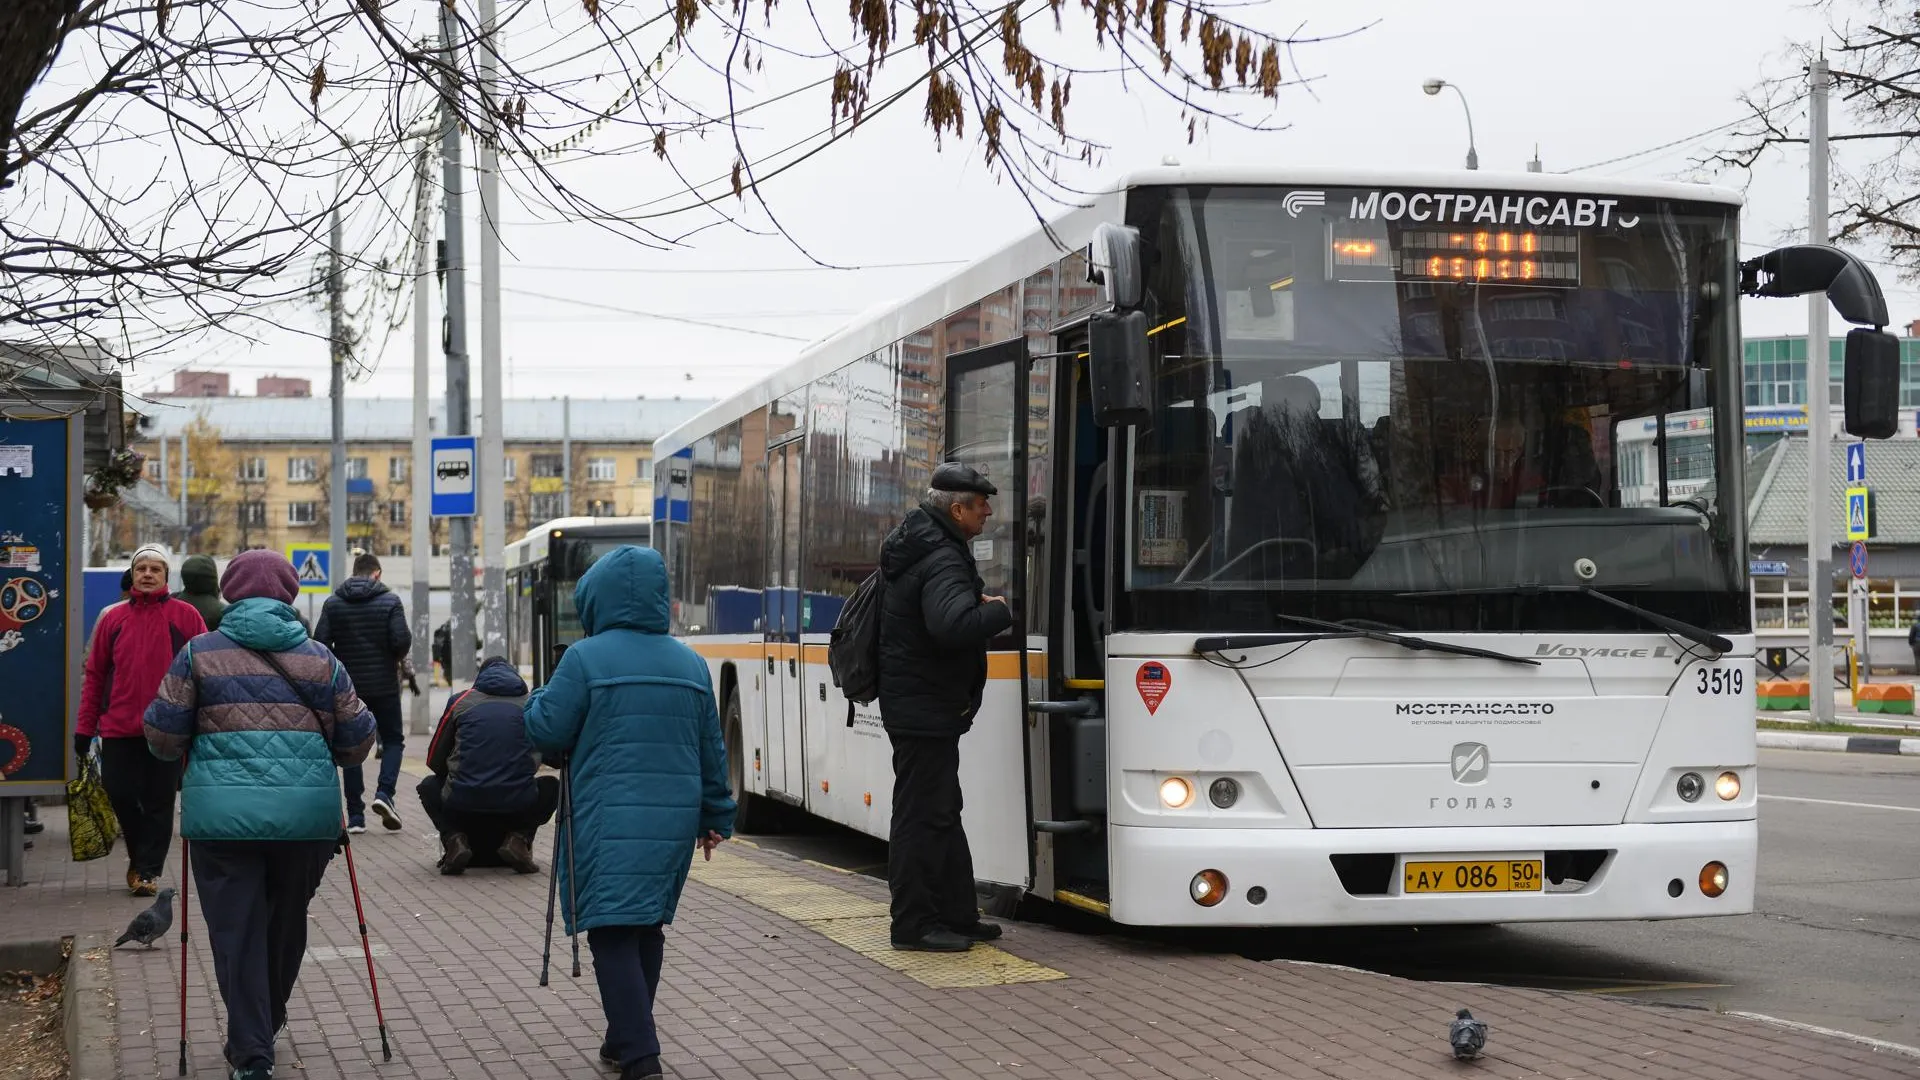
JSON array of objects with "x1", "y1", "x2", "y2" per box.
[{"x1": 525, "y1": 544, "x2": 734, "y2": 1080}]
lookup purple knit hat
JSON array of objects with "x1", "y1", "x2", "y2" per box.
[{"x1": 221, "y1": 550, "x2": 300, "y2": 604}]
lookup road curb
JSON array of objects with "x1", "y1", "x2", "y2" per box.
[
  {"x1": 1757, "y1": 730, "x2": 1920, "y2": 755},
  {"x1": 63, "y1": 932, "x2": 116, "y2": 1080}
]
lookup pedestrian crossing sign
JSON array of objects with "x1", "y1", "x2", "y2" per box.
[
  {"x1": 284, "y1": 544, "x2": 332, "y2": 594},
  {"x1": 1845, "y1": 486, "x2": 1871, "y2": 541}
]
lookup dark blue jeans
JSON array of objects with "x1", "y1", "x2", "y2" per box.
[
  {"x1": 587, "y1": 924, "x2": 665, "y2": 1069},
  {"x1": 190, "y1": 839, "x2": 335, "y2": 1071},
  {"x1": 342, "y1": 693, "x2": 404, "y2": 816}
]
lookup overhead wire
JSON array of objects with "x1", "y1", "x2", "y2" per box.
[{"x1": 1558, "y1": 93, "x2": 1810, "y2": 175}]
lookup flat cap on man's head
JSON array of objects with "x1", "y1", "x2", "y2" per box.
[{"x1": 931, "y1": 461, "x2": 997, "y2": 497}]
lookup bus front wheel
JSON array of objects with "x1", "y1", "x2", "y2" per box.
[{"x1": 725, "y1": 685, "x2": 771, "y2": 834}]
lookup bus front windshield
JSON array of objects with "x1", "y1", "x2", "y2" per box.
[
  {"x1": 552, "y1": 534, "x2": 648, "y2": 642},
  {"x1": 1120, "y1": 184, "x2": 1748, "y2": 636}
]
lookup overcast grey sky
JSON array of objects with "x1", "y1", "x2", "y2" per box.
[{"x1": 126, "y1": 0, "x2": 1893, "y2": 406}]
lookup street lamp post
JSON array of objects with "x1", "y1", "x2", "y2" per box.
[{"x1": 1422, "y1": 78, "x2": 1479, "y2": 170}]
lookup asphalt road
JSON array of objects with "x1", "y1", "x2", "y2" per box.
[{"x1": 742, "y1": 747, "x2": 1920, "y2": 1048}]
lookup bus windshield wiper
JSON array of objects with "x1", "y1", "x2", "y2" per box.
[
  {"x1": 1194, "y1": 613, "x2": 1538, "y2": 666},
  {"x1": 1396, "y1": 585, "x2": 1733, "y2": 655}
]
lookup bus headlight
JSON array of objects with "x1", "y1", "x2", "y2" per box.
[
  {"x1": 1675, "y1": 772, "x2": 1705, "y2": 802},
  {"x1": 1208, "y1": 777, "x2": 1240, "y2": 808},
  {"x1": 1159, "y1": 776, "x2": 1193, "y2": 809},
  {"x1": 1190, "y1": 869, "x2": 1228, "y2": 906},
  {"x1": 1714, "y1": 771, "x2": 1741, "y2": 800}
]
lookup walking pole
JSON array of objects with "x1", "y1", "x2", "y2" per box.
[
  {"x1": 178, "y1": 836, "x2": 190, "y2": 1077},
  {"x1": 338, "y1": 818, "x2": 393, "y2": 1061},
  {"x1": 538, "y1": 762, "x2": 561, "y2": 987},
  {"x1": 563, "y1": 762, "x2": 580, "y2": 978}
]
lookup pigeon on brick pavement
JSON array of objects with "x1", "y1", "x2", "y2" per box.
[
  {"x1": 114, "y1": 888, "x2": 175, "y2": 948},
  {"x1": 1449, "y1": 1008, "x2": 1487, "y2": 1061}
]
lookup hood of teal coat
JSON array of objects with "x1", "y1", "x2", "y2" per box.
[
  {"x1": 218, "y1": 597, "x2": 310, "y2": 652},
  {"x1": 574, "y1": 545, "x2": 669, "y2": 636}
]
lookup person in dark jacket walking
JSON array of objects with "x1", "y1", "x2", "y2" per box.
[
  {"x1": 172, "y1": 554, "x2": 227, "y2": 631},
  {"x1": 418, "y1": 656, "x2": 558, "y2": 875},
  {"x1": 877, "y1": 462, "x2": 1013, "y2": 953},
  {"x1": 315, "y1": 553, "x2": 412, "y2": 832},
  {"x1": 145, "y1": 549, "x2": 375, "y2": 1080},
  {"x1": 76, "y1": 544, "x2": 208, "y2": 895},
  {"x1": 526, "y1": 545, "x2": 734, "y2": 1080}
]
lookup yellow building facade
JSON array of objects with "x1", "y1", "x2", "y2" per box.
[{"x1": 108, "y1": 395, "x2": 712, "y2": 559}]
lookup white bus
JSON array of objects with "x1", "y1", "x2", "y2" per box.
[
  {"x1": 503, "y1": 516, "x2": 650, "y2": 685},
  {"x1": 650, "y1": 166, "x2": 1900, "y2": 927}
]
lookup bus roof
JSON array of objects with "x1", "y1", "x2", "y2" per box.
[
  {"x1": 519, "y1": 516, "x2": 650, "y2": 540},
  {"x1": 505, "y1": 516, "x2": 651, "y2": 571},
  {"x1": 652, "y1": 166, "x2": 1744, "y2": 459}
]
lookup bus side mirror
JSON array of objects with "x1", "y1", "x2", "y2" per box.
[
  {"x1": 1088, "y1": 310, "x2": 1152, "y2": 427},
  {"x1": 1845, "y1": 327, "x2": 1900, "y2": 439}
]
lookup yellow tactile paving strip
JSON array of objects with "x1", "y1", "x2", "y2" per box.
[
  {"x1": 688, "y1": 845, "x2": 1068, "y2": 988},
  {"x1": 395, "y1": 761, "x2": 1064, "y2": 986}
]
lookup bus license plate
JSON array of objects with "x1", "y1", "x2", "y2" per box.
[{"x1": 1403, "y1": 860, "x2": 1543, "y2": 894}]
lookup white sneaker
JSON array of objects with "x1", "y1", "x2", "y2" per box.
[
  {"x1": 347, "y1": 819, "x2": 367, "y2": 834},
  {"x1": 371, "y1": 797, "x2": 402, "y2": 831}
]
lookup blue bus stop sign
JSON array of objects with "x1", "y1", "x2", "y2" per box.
[{"x1": 430, "y1": 436, "x2": 477, "y2": 517}]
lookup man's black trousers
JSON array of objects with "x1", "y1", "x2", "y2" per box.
[
  {"x1": 886, "y1": 732, "x2": 980, "y2": 942},
  {"x1": 416, "y1": 773, "x2": 560, "y2": 865}
]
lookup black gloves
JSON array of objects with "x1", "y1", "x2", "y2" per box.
[{"x1": 73, "y1": 733, "x2": 91, "y2": 761}]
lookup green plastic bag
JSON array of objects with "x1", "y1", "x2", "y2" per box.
[{"x1": 66, "y1": 754, "x2": 120, "y2": 862}]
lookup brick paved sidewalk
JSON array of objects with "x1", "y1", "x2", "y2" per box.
[{"x1": 8, "y1": 798, "x2": 1919, "y2": 1080}]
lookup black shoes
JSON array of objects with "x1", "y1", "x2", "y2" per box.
[
  {"x1": 602, "y1": 1048, "x2": 661, "y2": 1079},
  {"x1": 952, "y1": 920, "x2": 1002, "y2": 942},
  {"x1": 498, "y1": 833, "x2": 539, "y2": 874},
  {"x1": 890, "y1": 928, "x2": 973, "y2": 952},
  {"x1": 620, "y1": 1056, "x2": 663, "y2": 1080},
  {"x1": 439, "y1": 833, "x2": 472, "y2": 875}
]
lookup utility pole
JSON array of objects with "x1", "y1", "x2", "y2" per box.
[
  {"x1": 561, "y1": 395, "x2": 572, "y2": 516},
  {"x1": 410, "y1": 132, "x2": 436, "y2": 736},
  {"x1": 329, "y1": 205, "x2": 349, "y2": 595},
  {"x1": 477, "y1": 0, "x2": 507, "y2": 658},
  {"x1": 439, "y1": 0, "x2": 476, "y2": 684},
  {"x1": 1807, "y1": 55, "x2": 1835, "y2": 724},
  {"x1": 158, "y1": 436, "x2": 169, "y2": 546}
]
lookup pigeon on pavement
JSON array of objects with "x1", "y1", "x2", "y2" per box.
[
  {"x1": 114, "y1": 888, "x2": 176, "y2": 949},
  {"x1": 1449, "y1": 1008, "x2": 1487, "y2": 1060}
]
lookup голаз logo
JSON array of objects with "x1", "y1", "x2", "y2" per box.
[
  {"x1": 1450, "y1": 742, "x2": 1489, "y2": 784},
  {"x1": 1282, "y1": 190, "x2": 1326, "y2": 218}
]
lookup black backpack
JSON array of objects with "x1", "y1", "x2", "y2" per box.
[{"x1": 828, "y1": 569, "x2": 885, "y2": 725}]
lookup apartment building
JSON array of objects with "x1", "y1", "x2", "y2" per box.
[{"x1": 111, "y1": 392, "x2": 712, "y2": 559}]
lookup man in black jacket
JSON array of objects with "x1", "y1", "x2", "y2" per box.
[
  {"x1": 877, "y1": 462, "x2": 1013, "y2": 953},
  {"x1": 417, "y1": 657, "x2": 558, "y2": 874},
  {"x1": 315, "y1": 553, "x2": 412, "y2": 832}
]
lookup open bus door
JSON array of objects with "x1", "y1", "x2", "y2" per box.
[{"x1": 943, "y1": 338, "x2": 1036, "y2": 903}]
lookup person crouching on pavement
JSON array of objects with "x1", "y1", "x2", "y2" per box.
[
  {"x1": 525, "y1": 545, "x2": 734, "y2": 1080},
  {"x1": 418, "y1": 655, "x2": 559, "y2": 875},
  {"x1": 143, "y1": 550, "x2": 376, "y2": 1080},
  {"x1": 76, "y1": 543, "x2": 207, "y2": 895}
]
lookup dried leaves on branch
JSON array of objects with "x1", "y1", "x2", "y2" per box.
[
  {"x1": 2, "y1": 0, "x2": 1352, "y2": 383},
  {"x1": 1709, "y1": 2, "x2": 1920, "y2": 277}
]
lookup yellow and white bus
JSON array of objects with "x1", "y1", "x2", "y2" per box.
[{"x1": 651, "y1": 166, "x2": 1899, "y2": 926}]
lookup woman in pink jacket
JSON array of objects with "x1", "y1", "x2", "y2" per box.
[{"x1": 76, "y1": 544, "x2": 206, "y2": 895}]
